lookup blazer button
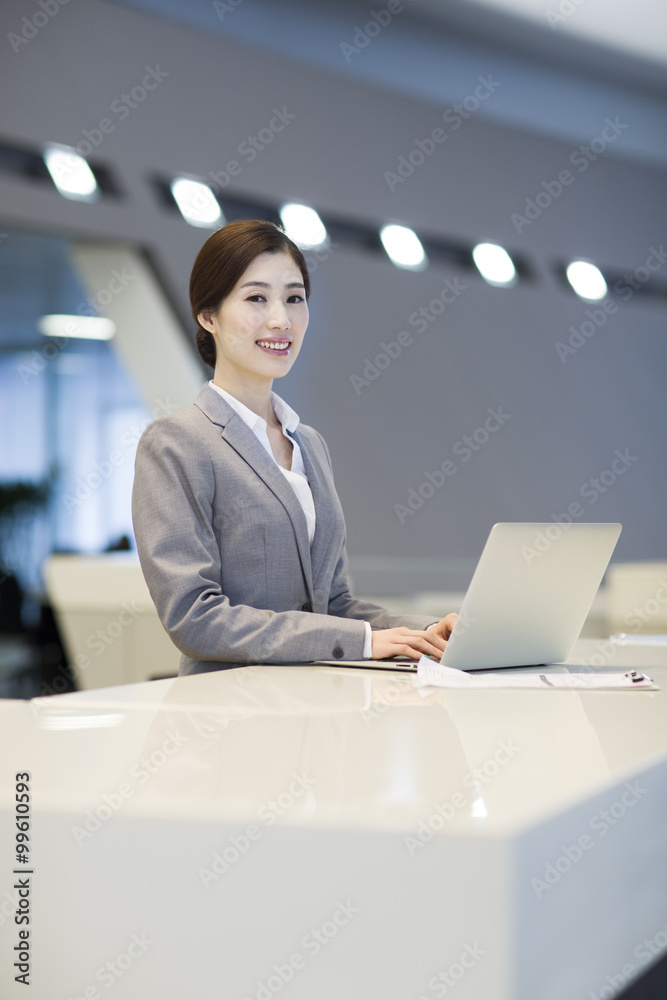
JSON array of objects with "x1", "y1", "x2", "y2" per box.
[
  {"x1": 332, "y1": 646, "x2": 344, "y2": 659},
  {"x1": 301, "y1": 601, "x2": 312, "y2": 612}
]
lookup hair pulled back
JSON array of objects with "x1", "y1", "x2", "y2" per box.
[{"x1": 189, "y1": 218, "x2": 311, "y2": 369}]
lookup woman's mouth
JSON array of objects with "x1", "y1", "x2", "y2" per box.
[{"x1": 255, "y1": 339, "x2": 291, "y2": 356}]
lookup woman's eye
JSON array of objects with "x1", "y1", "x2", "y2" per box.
[{"x1": 245, "y1": 293, "x2": 305, "y2": 304}]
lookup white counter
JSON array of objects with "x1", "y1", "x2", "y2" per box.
[{"x1": 1, "y1": 639, "x2": 666, "y2": 999}]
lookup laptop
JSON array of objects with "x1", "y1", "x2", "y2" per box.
[{"x1": 317, "y1": 522, "x2": 622, "y2": 672}]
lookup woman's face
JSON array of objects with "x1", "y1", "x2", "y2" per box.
[{"x1": 198, "y1": 251, "x2": 309, "y2": 386}]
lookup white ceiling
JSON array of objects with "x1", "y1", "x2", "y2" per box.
[
  {"x1": 432, "y1": 0, "x2": 667, "y2": 67},
  {"x1": 110, "y1": 0, "x2": 667, "y2": 94},
  {"x1": 107, "y1": 0, "x2": 667, "y2": 167}
]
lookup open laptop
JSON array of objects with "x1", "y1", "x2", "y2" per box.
[{"x1": 317, "y1": 522, "x2": 622, "y2": 672}]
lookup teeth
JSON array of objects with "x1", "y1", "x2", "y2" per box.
[{"x1": 257, "y1": 341, "x2": 289, "y2": 350}]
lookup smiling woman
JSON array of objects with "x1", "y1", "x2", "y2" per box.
[
  {"x1": 193, "y1": 232, "x2": 309, "y2": 407},
  {"x1": 131, "y1": 219, "x2": 456, "y2": 674}
]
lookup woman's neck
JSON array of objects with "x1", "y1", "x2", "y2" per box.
[{"x1": 212, "y1": 373, "x2": 277, "y2": 426}]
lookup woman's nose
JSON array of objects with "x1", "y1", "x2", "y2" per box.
[{"x1": 266, "y1": 302, "x2": 291, "y2": 330}]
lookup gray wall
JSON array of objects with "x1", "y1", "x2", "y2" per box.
[{"x1": 1, "y1": 0, "x2": 666, "y2": 589}]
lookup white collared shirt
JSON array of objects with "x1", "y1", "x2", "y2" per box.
[
  {"x1": 209, "y1": 381, "x2": 316, "y2": 543},
  {"x1": 208, "y1": 381, "x2": 373, "y2": 656}
]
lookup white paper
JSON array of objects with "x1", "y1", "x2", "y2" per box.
[
  {"x1": 610, "y1": 634, "x2": 667, "y2": 647},
  {"x1": 415, "y1": 657, "x2": 659, "y2": 691}
]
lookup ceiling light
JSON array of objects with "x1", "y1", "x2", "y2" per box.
[
  {"x1": 279, "y1": 203, "x2": 329, "y2": 249},
  {"x1": 566, "y1": 261, "x2": 607, "y2": 301},
  {"x1": 170, "y1": 178, "x2": 223, "y2": 228},
  {"x1": 38, "y1": 315, "x2": 115, "y2": 341},
  {"x1": 380, "y1": 224, "x2": 427, "y2": 270},
  {"x1": 472, "y1": 243, "x2": 517, "y2": 287},
  {"x1": 43, "y1": 145, "x2": 99, "y2": 202}
]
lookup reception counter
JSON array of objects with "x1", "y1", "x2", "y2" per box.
[{"x1": 1, "y1": 639, "x2": 667, "y2": 999}]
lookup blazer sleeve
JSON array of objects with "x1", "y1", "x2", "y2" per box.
[
  {"x1": 132, "y1": 418, "x2": 368, "y2": 664},
  {"x1": 313, "y1": 431, "x2": 440, "y2": 633}
]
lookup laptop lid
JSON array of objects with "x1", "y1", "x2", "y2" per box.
[{"x1": 441, "y1": 522, "x2": 622, "y2": 670}]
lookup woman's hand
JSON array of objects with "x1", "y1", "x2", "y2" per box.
[
  {"x1": 371, "y1": 626, "x2": 448, "y2": 661},
  {"x1": 426, "y1": 613, "x2": 458, "y2": 642}
]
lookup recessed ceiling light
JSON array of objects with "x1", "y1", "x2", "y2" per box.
[
  {"x1": 38, "y1": 315, "x2": 115, "y2": 341},
  {"x1": 279, "y1": 203, "x2": 329, "y2": 249},
  {"x1": 380, "y1": 224, "x2": 427, "y2": 270},
  {"x1": 472, "y1": 243, "x2": 517, "y2": 287},
  {"x1": 170, "y1": 178, "x2": 223, "y2": 228},
  {"x1": 566, "y1": 261, "x2": 607, "y2": 301},
  {"x1": 43, "y1": 145, "x2": 99, "y2": 202}
]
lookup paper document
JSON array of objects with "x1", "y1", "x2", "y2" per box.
[
  {"x1": 610, "y1": 634, "x2": 667, "y2": 647},
  {"x1": 416, "y1": 657, "x2": 659, "y2": 691}
]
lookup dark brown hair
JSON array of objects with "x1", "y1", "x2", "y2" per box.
[{"x1": 189, "y1": 219, "x2": 311, "y2": 368}]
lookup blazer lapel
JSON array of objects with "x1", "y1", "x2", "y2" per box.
[
  {"x1": 194, "y1": 384, "x2": 315, "y2": 602},
  {"x1": 293, "y1": 428, "x2": 336, "y2": 588}
]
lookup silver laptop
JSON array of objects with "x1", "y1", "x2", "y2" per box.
[{"x1": 319, "y1": 522, "x2": 622, "y2": 672}]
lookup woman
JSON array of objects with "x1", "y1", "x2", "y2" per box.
[{"x1": 132, "y1": 219, "x2": 456, "y2": 675}]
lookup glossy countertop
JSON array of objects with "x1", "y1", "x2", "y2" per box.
[
  {"x1": 5, "y1": 638, "x2": 667, "y2": 837},
  {"x1": 3, "y1": 639, "x2": 667, "y2": 1000}
]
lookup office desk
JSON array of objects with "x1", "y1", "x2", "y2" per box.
[{"x1": 1, "y1": 639, "x2": 667, "y2": 999}]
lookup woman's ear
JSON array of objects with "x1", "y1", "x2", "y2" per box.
[{"x1": 197, "y1": 310, "x2": 216, "y2": 333}]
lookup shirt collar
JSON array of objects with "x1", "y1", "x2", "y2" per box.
[{"x1": 208, "y1": 381, "x2": 300, "y2": 435}]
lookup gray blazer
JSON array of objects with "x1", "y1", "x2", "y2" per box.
[{"x1": 132, "y1": 382, "x2": 435, "y2": 674}]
